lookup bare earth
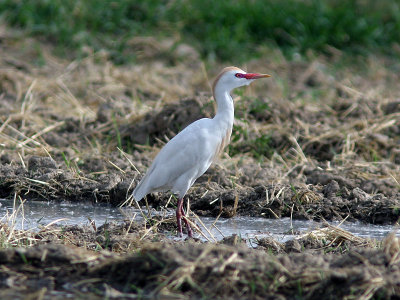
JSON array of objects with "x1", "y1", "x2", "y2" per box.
[{"x1": 0, "y1": 26, "x2": 400, "y2": 299}]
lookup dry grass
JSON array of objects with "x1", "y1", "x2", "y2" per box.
[
  {"x1": 85, "y1": 231, "x2": 400, "y2": 299},
  {"x1": 2, "y1": 23, "x2": 400, "y2": 300},
  {"x1": 0, "y1": 24, "x2": 399, "y2": 246},
  {"x1": 0, "y1": 24, "x2": 399, "y2": 192},
  {"x1": 0, "y1": 193, "x2": 36, "y2": 247},
  {"x1": 1, "y1": 230, "x2": 399, "y2": 299},
  {"x1": 0, "y1": 25, "x2": 399, "y2": 210},
  {"x1": 297, "y1": 222, "x2": 377, "y2": 251}
]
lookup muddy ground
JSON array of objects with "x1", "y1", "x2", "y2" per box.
[
  {"x1": 0, "y1": 221, "x2": 400, "y2": 299},
  {"x1": 0, "y1": 26, "x2": 400, "y2": 298}
]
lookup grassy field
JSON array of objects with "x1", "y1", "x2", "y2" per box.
[
  {"x1": 1, "y1": 0, "x2": 399, "y2": 63},
  {"x1": 0, "y1": 1, "x2": 400, "y2": 299}
]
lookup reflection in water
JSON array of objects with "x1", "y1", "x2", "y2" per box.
[{"x1": 0, "y1": 198, "x2": 397, "y2": 241}]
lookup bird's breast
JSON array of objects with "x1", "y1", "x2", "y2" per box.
[{"x1": 213, "y1": 126, "x2": 232, "y2": 161}]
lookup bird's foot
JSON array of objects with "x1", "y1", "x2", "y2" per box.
[
  {"x1": 186, "y1": 222, "x2": 193, "y2": 238},
  {"x1": 181, "y1": 206, "x2": 193, "y2": 238},
  {"x1": 176, "y1": 198, "x2": 193, "y2": 238}
]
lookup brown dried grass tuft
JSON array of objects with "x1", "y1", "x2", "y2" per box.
[{"x1": 297, "y1": 222, "x2": 377, "y2": 251}]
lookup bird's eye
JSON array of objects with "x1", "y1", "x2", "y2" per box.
[{"x1": 235, "y1": 73, "x2": 244, "y2": 78}]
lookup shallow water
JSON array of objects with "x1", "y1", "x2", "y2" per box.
[
  {"x1": 200, "y1": 216, "x2": 399, "y2": 242},
  {"x1": 0, "y1": 198, "x2": 397, "y2": 241}
]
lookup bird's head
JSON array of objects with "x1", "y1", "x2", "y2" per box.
[{"x1": 213, "y1": 66, "x2": 271, "y2": 95}]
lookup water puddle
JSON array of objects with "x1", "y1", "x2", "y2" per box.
[
  {"x1": 0, "y1": 198, "x2": 132, "y2": 229},
  {"x1": 202, "y1": 216, "x2": 400, "y2": 243},
  {"x1": 0, "y1": 199, "x2": 398, "y2": 242}
]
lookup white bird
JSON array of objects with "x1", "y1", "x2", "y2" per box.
[{"x1": 132, "y1": 66, "x2": 271, "y2": 237}]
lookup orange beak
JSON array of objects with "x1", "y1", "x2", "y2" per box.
[{"x1": 244, "y1": 73, "x2": 271, "y2": 79}]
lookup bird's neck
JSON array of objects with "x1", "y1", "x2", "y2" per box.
[{"x1": 213, "y1": 86, "x2": 234, "y2": 131}]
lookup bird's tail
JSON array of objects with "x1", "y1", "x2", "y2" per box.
[{"x1": 132, "y1": 175, "x2": 148, "y2": 201}]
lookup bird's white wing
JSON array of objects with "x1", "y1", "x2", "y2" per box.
[{"x1": 133, "y1": 118, "x2": 222, "y2": 200}]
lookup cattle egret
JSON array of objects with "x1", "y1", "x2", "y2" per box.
[{"x1": 132, "y1": 66, "x2": 271, "y2": 237}]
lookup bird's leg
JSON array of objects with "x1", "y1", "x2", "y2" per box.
[
  {"x1": 181, "y1": 205, "x2": 193, "y2": 238},
  {"x1": 176, "y1": 198, "x2": 184, "y2": 237}
]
